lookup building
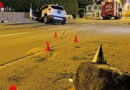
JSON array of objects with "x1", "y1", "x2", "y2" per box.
[
  {"x1": 85, "y1": 2, "x2": 101, "y2": 17},
  {"x1": 85, "y1": 0, "x2": 102, "y2": 18},
  {"x1": 121, "y1": 0, "x2": 130, "y2": 16},
  {"x1": 85, "y1": 0, "x2": 122, "y2": 18},
  {"x1": 122, "y1": 0, "x2": 130, "y2": 11}
]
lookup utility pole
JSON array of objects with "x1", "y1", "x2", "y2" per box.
[{"x1": 84, "y1": 5, "x2": 86, "y2": 16}]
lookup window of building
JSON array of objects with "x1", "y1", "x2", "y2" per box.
[
  {"x1": 99, "y1": 6, "x2": 101, "y2": 10},
  {"x1": 94, "y1": 6, "x2": 97, "y2": 10},
  {"x1": 128, "y1": 6, "x2": 130, "y2": 11},
  {"x1": 88, "y1": 7, "x2": 91, "y2": 10}
]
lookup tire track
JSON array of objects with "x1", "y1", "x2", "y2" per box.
[
  {"x1": 0, "y1": 29, "x2": 73, "y2": 69},
  {"x1": 0, "y1": 26, "x2": 99, "y2": 69}
]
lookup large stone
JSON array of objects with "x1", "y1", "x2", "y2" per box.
[{"x1": 74, "y1": 62, "x2": 130, "y2": 90}]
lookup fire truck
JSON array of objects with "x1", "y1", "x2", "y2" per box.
[
  {"x1": 0, "y1": 2, "x2": 4, "y2": 11},
  {"x1": 101, "y1": 1, "x2": 122, "y2": 20}
]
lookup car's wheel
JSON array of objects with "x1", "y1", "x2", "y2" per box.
[
  {"x1": 44, "y1": 16, "x2": 49, "y2": 24},
  {"x1": 103, "y1": 17, "x2": 106, "y2": 20},
  {"x1": 40, "y1": 17, "x2": 44, "y2": 22},
  {"x1": 106, "y1": 17, "x2": 110, "y2": 20},
  {"x1": 61, "y1": 20, "x2": 66, "y2": 25},
  {"x1": 114, "y1": 16, "x2": 119, "y2": 20}
]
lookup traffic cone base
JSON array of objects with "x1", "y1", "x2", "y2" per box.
[
  {"x1": 10, "y1": 85, "x2": 17, "y2": 90},
  {"x1": 92, "y1": 45, "x2": 106, "y2": 64},
  {"x1": 69, "y1": 85, "x2": 75, "y2": 90},
  {"x1": 44, "y1": 48, "x2": 50, "y2": 52}
]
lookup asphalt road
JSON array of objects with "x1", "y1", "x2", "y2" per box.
[
  {"x1": 0, "y1": 23, "x2": 78, "y2": 66},
  {"x1": 0, "y1": 21, "x2": 130, "y2": 89},
  {"x1": 0, "y1": 22, "x2": 130, "y2": 66}
]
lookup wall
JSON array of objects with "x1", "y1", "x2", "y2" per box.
[
  {"x1": 0, "y1": 12, "x2": 30, "y2": 22},
  {"x1": 86, "y1": 3, "x2": 102, "y2": 17}
]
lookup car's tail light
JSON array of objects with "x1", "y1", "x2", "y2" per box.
[{"x1": 48, "y1": 8, "x2": 52, "y2": 12}]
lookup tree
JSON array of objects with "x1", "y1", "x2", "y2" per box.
[
  {"x1": 1, "y1": 0, "x2": 79, "y2": 16},
  {"x1": 121, "y1": 0, "x2": 126, "y2": 3},
  {"x1": 77, "y1": 0, "x2": 93, "y2": 18},
  {"x1": 77, "y1": 0, "x2": 93, "y2": 8}
]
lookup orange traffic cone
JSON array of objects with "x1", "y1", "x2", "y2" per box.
[
  {"x1": 44, "y1": 42, "x2": 50, "y2": 52},
  {"x1": 10, "y1": 85, "x2": 17, "y2": 90},
  {"x1": 73, "y1": 34, "x2": 78, "y2": 43},
  {"x1": 54, "y1": 32, "x2": 57, "y2": 38},
  {"x1": 69, "y1": 85, "x2": 75, "y2": 90}
]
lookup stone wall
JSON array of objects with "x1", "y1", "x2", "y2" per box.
[{"x1": 0, "y1": 12, "x2": 30, "y2": 22}]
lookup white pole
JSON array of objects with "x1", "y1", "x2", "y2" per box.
[{"x1": 84, "y1": 6, "x2": 86, "y2": 16}]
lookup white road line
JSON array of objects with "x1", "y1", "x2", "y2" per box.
[
  {"x1": 69, "y1": 26, "x2": 76, "y2": 27},
  {"x1": 48, "y1": 26, "x2": 75, "y2": 30},
  {"x1": 48, "y1": 28, "x2": 59, "y2": 30},
  {"x1": 0, "y1": 32, "x2": 30, "y2": 37},
  {"x1": 82, "y1": 23, "x2": 95, "y2": 26},
  {"x1": 48, "y1": 27, "x2": 67, "y2": 30}
]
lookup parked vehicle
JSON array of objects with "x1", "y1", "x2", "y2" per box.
[
  {"x1": 30, "y1": 4, "x2": 67, "y2": 24},
  {"x1": 101, "y1": 2, "x2": 122, "y2": 20}
]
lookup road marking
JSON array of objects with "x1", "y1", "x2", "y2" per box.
[
  {"x1": 26, "y1": 47, "x2": 40, "y2": 55},
  {"x1": 82, "y1": 23, "x2": 96, "y2": 26},
  {"x1": 48, "y1": 27, "x2": 66, "y2": 30},
  {"x1": 0, "y1": 32, "x2": 30, "y2": 37},
  {"x1": 0, "y1": 41, "x2": 71, "y2": 69},
  {"x1": 48, "y1": 26, "x2": 75, "y2": 30}
]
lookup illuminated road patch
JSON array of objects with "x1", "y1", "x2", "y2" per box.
[{"x1": 0, "y1": 32, "x2": 30, "y2": 37}]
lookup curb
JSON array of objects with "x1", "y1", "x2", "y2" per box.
[{"x1": 0, "y1": 21, "x2": 8, "y2": 23}]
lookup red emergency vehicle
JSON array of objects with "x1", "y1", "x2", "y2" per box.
[
  {"x1": 101, "y1": 2, "x2": 122, "y2": 20},
  {"x1": 0, "y1": 2, "x2": 4, "y2": 11}
]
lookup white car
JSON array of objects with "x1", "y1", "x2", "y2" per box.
[{"x1": 30, "y1": 4, "x2": 67, "y2": 24}]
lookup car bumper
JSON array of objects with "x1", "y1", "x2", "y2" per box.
[{"x1": 49, "y1": 15, "x2": 66, "y2": 22}]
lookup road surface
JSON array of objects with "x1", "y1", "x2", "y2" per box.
[{"x1": 0, "y1": 21, "x2": 130, "y2": 89}]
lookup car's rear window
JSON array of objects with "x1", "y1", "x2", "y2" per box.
[{"x1": 51, "y1": 6, "x2": 64, "y2": 10}]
